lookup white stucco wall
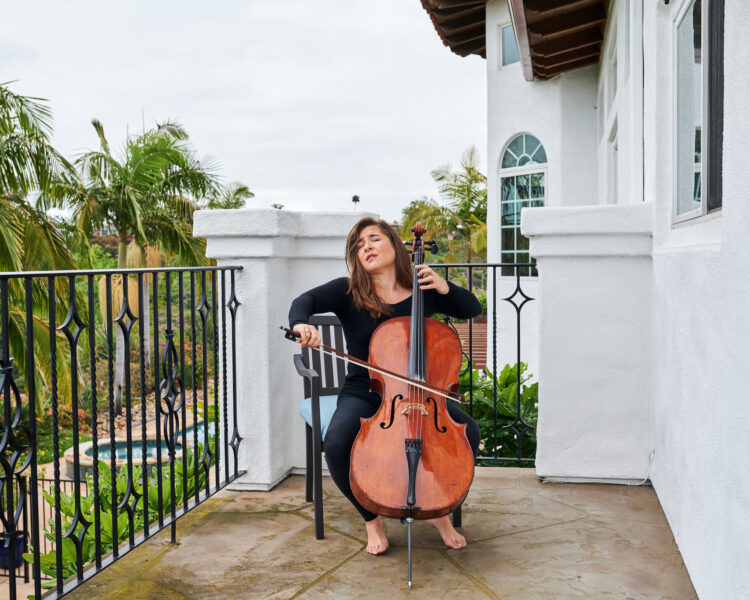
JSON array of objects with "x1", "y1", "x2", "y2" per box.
[
  {"x1": 521, "y1": 203, "x2": 653, "y2": 482},
  {"x1": 643, "y1": 1, "x2": 750, "y2": 598},
  {"x1": 483, "y1": 0, "x2": 748, "y2": 596},
  {"x1": 193, "y1": 209, "x2": 375, "y2": 490},
  {"x1": 485, "y1": 0, "x2": 598, "y2": 382}
]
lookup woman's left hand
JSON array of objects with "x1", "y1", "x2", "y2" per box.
[{"x1": 415, "y1": 264, "x2": 450, "y2": 295}]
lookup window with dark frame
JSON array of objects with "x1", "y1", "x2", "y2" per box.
[
  {"x1": 706, "y1": 0, "x2": 723, "y2": 211},
  {"x1": 674, "y1": 0, "x2": 723, "y2": 221}
]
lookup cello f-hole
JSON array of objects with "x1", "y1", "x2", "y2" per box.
[
  {"x1": 380, "y1": 394, "x2": 403, "y2": 429},
  {"x1": 425, "y1": 397, "x2": 447, "y2": 433}
]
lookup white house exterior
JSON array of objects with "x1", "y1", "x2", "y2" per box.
[
  {"x1": 420, "y1": 0, "x2": 747, "y2": 598},
  {"x1": 194, "y1": 1, "x2": 748, "y2": 597}
]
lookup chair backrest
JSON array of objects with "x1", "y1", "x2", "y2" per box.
[{"x1": 300, "y1": 314, "x2": 346, "y2": 398}]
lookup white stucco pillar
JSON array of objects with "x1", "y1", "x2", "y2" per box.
[
  {"x1": 520, "y1": 203, "x2": 654, "y2": 482},
  {"x1": 193, "y1": 209, "x2": 376, "y2": 490}
]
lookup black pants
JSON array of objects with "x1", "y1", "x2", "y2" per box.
[{"x1": 323, "y1": 394, "x2": 481, "y2": 522}]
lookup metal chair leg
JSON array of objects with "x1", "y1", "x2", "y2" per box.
[
  {"x1": 313, "y1": 429, "x2": 324, "y2": 539},
  {"x1": 305, "y1": 424, "x2": 313, "y2": 502},
  {"x1": 452, "y1": 504, "x2": 462, "y2": 528}
]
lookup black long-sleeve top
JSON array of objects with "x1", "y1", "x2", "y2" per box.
[{"x1": 288, "y1": 277, "x2": 482, "y2": 402}]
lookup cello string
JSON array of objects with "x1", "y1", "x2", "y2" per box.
[
  {"x1": 417, "y1": 243, "x2": 424, "y2": 443},
  {"x1": 414, "y1": 246, "x2": 420, "y2": 442},
  {"x1": 413, "y1": 244, "x2": 420, "y2": 441}
]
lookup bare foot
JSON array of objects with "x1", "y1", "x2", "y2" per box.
[
  {"x1": 364, "y1": 517, "x2": 389, "y2": 555},
  {"x1": 427, "y1": 515, "x2": 467, "y2": 549}
]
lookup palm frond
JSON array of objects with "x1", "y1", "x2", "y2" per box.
[
  {"x1": 90, "y1": 119, "x2": 111, "y2": 155},
  {"x1": 206, "y1": 181, "x2": 253, "y2": 209},
  {"x1": 0, "y1": 196, "x2": 25, "y2": 271},
  {"x1": 0, "y1": 82, "x2": 54, "y2": 139}
]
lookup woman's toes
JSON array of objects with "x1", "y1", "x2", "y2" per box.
[
  {"x1": 428, "y1": 517, "x2": 468, "y2": 550},
  {"x1": 364, "y1": 519, "x2": 389, "y2": 555}
]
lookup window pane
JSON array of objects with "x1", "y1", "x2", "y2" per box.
[
  {"x1": 516, "y1": 174, "x2": 530, "y2": 200},
  {"x1": 506, "y1": 136, "x2": 524, "y2": 162},
  {"x1": 501, "y1": 176, "x2": 516, "y2": 202},
  {"x1": 530, "y1": 142, "x2": 547, "y2": 164},
  {"x1": 676, "y1": 0, "x2": 702, "y2": 216},
  {"x1": 530, "y1": 172, "x2": 545, "y2": 199},
  {"x1": 502, "y1": 134, "x2": 547, "y2": 168},
  {"x1": 502, "y1": 25, "x2": 520, "y2": 66},
  {"x1": 501, "y1": 227, "x2": 515, "y2": 252},
  {"x1": 516, "y1": 253, "x2": 530, "y2": 277},
  {"x1": 501, "y1": 200, "x2": 522, "y2": 226}
]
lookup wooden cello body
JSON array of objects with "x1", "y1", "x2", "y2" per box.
[
  {"x1": 349, "y1": 223, "x2": 475, "y2": 523},
  {"x1": 349, "y1": 316, "x2": 474, "y2": 519}
]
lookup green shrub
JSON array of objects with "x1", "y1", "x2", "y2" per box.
[
  {"x1": 458, "y1": 357, "x2": 537, "y2": 463},
  {"x1": 24, "y1": 438, "x2": 214, "y2": 593}
]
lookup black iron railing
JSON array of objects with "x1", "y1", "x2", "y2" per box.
[
  {"x1": 432, "y1": 262, "x2": 537, "y2": 466},
  {"x1": 0, "y1": 266, "x2": 244, "y2": 599}
]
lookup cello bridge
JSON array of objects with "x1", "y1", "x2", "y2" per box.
[{"x1": 401, "y1": 403, "x2": 429, "y2": 416}]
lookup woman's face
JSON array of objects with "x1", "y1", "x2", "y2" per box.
[{"x1": 356, "y1": 225, "x2": 396, "y2": 274}]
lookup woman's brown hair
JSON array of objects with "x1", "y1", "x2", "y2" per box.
[{"x1": 345, "y1": 217, "x2": 413, "y2": 320}]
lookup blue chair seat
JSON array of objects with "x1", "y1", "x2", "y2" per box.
[{"x1": 299, "y1": 395, "x2": 338, "y2": 440}]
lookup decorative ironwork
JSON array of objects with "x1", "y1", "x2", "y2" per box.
[
  {"x1": 0, "y1": 278, "x2": 33, "y2": 600},
  {"x1": 56, "y1": 276, "x2": 91, "y2": 581},
  {"x1": 227, "y1": 270, "x2": 242, "y2": 476},
  {"x1": 429, "y1": 261, "x2": 537, "y2": 464},
  {"x1": 502, "y1": 269, "x2": 536, "y2": 460},
  {"x1": 113, "y1": 274, "x2": 138, "y2": 545},
  {"x1": 0, "y1": 266, "x2": 243, "y2": 600},
  {"x1": 160, "y1": 272, "x2": 182, "y2": 543},
  {"x1": 196, "y1": 271, "x2": 213, "y2": 496}
]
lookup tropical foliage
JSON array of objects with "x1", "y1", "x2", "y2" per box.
[
  {"x1": 205, "y1": 181, "x2": 253, "y2": 209},
  {"x1": 458, "y1": 358, "x2": 538, "y2": 462},
  {"x1": 40, "y1": 118, "x2": 229, "y2": 414},
  {"x1": 0, "y1": 82, "x2": 87, "y2": 410},
  {"x1": 1, "y1": 81, "x2": 251, "y2": 422},
  {"x1": 24, "y1": 441, "x2": 214, "y2": 591},
  {"x1": 401, "y1": 146, "x2": 487, "y2": 263}
]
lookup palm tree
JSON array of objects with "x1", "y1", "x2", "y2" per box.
[
  {"x1": 43, "y1": 119, "x2": 220, "y2": 414},
  {"x1": 400, "y1": 146, "x2": 488, "y2": 263},
  {"x1": 205, "y1": 182, "x2": 253, "y2": 209},
  {"x1": 0, "y1": 82, "x2": 83, "y2": 412}
]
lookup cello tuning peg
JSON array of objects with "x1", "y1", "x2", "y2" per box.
[{"x1": 428, "y1": 241, "x2": 439, "y2": 254}]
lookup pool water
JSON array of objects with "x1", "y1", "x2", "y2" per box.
[{"x1": 86, "y1": 421, "x2": 216, "y2": 462}]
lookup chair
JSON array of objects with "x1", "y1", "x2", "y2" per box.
[{"x1": 293, "y1": 314, "x2": 462, "y2": 540}]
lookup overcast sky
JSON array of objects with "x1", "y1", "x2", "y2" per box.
[{"x1": 3, "y1": 1, "x2": 486, "y2": 222}]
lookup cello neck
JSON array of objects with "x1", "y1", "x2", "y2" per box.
[{"x1": 408, "y1": 228, "x2": 425, "y2": 381}]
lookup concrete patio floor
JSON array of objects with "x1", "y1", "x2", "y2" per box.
[{"x1": 65, "y1": 468, "x2": 697, "y2": 599}]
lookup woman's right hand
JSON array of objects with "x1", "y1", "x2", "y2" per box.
[{"x1": 293, "y1": 324, "x2": 322, "y2": 348}]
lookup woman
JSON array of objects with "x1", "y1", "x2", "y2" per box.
[{"x1": 288, "y1": 217, "x2": 481, "y2": 555}]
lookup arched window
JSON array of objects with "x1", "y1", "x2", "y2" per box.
[{"x1": 499, "y1": 134, "x2": 547, "y2": 276}]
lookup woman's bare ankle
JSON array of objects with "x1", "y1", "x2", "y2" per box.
[
  {"x1": 427, "y1": 515, "x2": 467, "y2": 549},
  {"x1": 364, "y1": 517, "x2": 389, "y2": 555}
]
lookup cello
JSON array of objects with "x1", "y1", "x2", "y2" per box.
[
  {"x1": 282, "y1": 223, "x2": 475, "y2": 587},
  {"x1": 350, "y1": 222, "x2": 474, "y2": 587}
]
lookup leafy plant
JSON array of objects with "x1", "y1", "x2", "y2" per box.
[
  {"x1": 458, "y1": 357, "x2": 538, "y2": 463},
  {"x1": 400, "y1": 146, "x2": 487, "y2": 263},
  {"x1": 24, "y1": 438, "x2": 214, "y2": 593}
]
